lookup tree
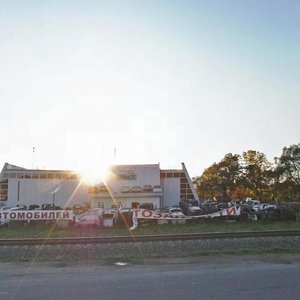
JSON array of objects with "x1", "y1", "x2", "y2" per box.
[
  {"x1": 217, "y1": 153, "x2": 241, "y2": 199},
  {"x1": 195, "y1": 153, "x2": 242, "y2": 201},
  {"x1": 194, "y1": 144, "x2": 300, "y2": 202},
  {"x1": 240, "y1": 150, "x2": 273, "y2": 200},
  {"x1": 274, "y1": 143, "x2": 300, "y2": 201},
  {"x1": 196, "y1": 162, "x2": 220, "y2": 200}
]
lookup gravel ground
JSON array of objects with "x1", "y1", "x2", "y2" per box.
[{"x1": 0, "y1": 236, "x2": 299, "y2": 262}]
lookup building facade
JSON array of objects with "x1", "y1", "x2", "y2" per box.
[{"x1": 0, "y1": 162, "x2": 198, "y2": 209}]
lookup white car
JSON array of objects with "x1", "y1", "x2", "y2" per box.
[
  {"x1": 168, "y1": 208, "x2": 185, "y2": 224},
  {"x1": 0, "y1": 206, "x2": 12, "y2": 211},
  {"x1": 0, "y1": 205, "x2": 26, "y2": 227},
  {"x1": 252, "y1": 203, "x2": 277, "y2": 211},
  {"x1": 121, "y1": 186, "x2": 131, "y2": 193},
  {"x1": 74, "y1": 213, "x2": 101, "y2": 228},
  {"x1": 153, "y1": 185, "x2": 162, "y2": 193},
  {"x1": 143, "y1": 185, "x2": 152, "y2": 192},
  {"x1": 132, "y1": 186, "x2": 142, "y2": 193},
  {"x1": 168, "y1": 208, "x2": 185, "y2": 218}
]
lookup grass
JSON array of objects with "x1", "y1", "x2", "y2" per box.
[{"x1": 1, "y1": 220, "x2": 300, "y2": 239}]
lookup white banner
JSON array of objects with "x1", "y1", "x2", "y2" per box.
[
  {"x1": 132, "y1": 206, "x2": 240, "y2": 220},
  {"x1": 0, "y1": 210, "x2": 74, "y2": 221},
  {"x1": 129, "y1": 206, "x2": 241, "y2": 230}
]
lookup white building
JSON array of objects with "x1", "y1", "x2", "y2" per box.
[
  {"x1": 0, "y1": 163, "x2": 88, "y2": 209},
  {"x1": 0, "y1": 162, "x2": 198, "y2": 209}
]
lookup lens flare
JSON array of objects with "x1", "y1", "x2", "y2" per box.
[{"x1": 79, "y1": 164, "x2": 109, "y2": 185}]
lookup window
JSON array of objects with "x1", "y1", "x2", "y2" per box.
[
  {"x1": 70, "y1": 173, "x2": 78, "y2": 179},
  {"x1": 55, "y1": 173, "x2": 62, "y2": 179},
  {"x1": 167, "y1": 173, "x2": 173, "y2": 178},
  {"x1": 47, "y1": 173, "x2": 54, "y2": 179},
  {"x1": 63, "y1": 173, "x2": 70, "y2": 179},
  {"x1": 8, "y1": 173, "x2": 16, "y2": 179},
  {"x1": 40, "y1": 173, "x2": 47, "y2": 179}
]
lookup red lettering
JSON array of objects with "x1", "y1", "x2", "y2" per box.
[
  {"x1": 63, "y1": 211, "x2": 70, "y2": 219},
  {"x1": 17, "y1": 212, "x2": 26, "y2": 219},
  {"x1": 26, "y1": 212, "x2": 33, "y2": 219},
  {"x1": 153, "y1": 211, "x2": 162, "y2": 219},
  {"x1": 55, "y1": 212, "x2": 62, "y2": 219},
  {"x1": 48, "y1": 212, "x2": 55, "y2": 219},
  {"x1": 163, "y1": 213, "x2": 170, "y2": 219},
  {"x1": 133, "y1": 209, "x2": 140, "y2": 218},
  {"x1": 226, "y1": 207, "x2": 236, "y2": 216},
  {"x1": 41, "y1": 212, "x2": 48, "y2": 218},
  {"x1": 141, "y1": 210, "x2": 153, "y2": 218},
  {"x1": 10, "y1": 212, "x2": 16, "y2": 219}
]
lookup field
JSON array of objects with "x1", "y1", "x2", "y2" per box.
[{"x1": 1, "y1": 220, "x2": 300, "y2": 239}]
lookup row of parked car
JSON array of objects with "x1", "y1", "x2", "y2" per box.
[
  {"x1": 0, "y1": 204, "x2": 29, "y2": 227},
  {"x1": 121, "y1": 185, "x2": 162, "y2": 193},
  {"x1": 88, "y1": 184, "x2": 163, "y2": 194}
]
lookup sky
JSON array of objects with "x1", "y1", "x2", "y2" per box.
[{"x1": 0, "y1": 0, "x2": 299, "y2": 178}]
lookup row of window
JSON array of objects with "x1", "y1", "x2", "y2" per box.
[
  {"x1": 179, "y1": 176, "x2": 194, "y2": 199},
  {"x1": 160, "y1": 172, "x2": 185, "y2": 178},
  {"x1": 2, "y1": 172, "x2": 80, "y2": 180},
  {"x1": 0, "y1": 179, "x2": 8, "y2": 201}
]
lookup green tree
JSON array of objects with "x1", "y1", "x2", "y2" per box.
[
  {"x1": 217, "y1": 153, "x2": 241, "y2": 199},
  {"x1": 241, "y1": 150, "x2": 273, "y2": 200},
  {"x1": 195, "y1": 153, "x2": 241, "y2": 200},
  {"x1": 274, "y1": 143, "x2": 300, "y2": 202},
  {"x1": 196, "y1": 162, "x2": 220, "y2": 200}
]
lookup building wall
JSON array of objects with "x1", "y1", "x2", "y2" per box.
[
  {"x1": 1, "y1": 162, "x2": 197, "y2": 210},
  {"x1": 7, "y1": 179, "x2": 88, "y2": 208},
  {"x1": 90, "y1": 195, "x2": 160, "y2": 209},
  {"x1": 105, "y1": 164, "x2": 160, "y2": 192},
  {"x1": 161, "y1": 178, "x2": 181, "y2": 207}
]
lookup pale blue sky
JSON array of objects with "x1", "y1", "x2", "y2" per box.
[{"x1": 0, "y1": 0, "x2": 299, "y2": 177}]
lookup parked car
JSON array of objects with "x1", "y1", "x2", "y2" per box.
[
  {"x1": 29, "y1": 204, "x2": 40, "y2": 210},
  {"x1": 245, "y1": 198, "x2": 260, "y2": 206},
  {"x1": 41, "y1": 203, "x2": 62, "y2": 210},
  {"x1": 15, "y1": 204, "x2": 27, "y2": 210},
  {"x1": 74, "y1": 212, "x2": 101, "y2": 228},
  {"x1": 168, "y1": 207, "x2": 185, "y2": 224},
  {"x1": 99, "y1": 185, "x2": 108, "y2": 192},
  {"x1": 153, "y1": 185, "x2": 162, "y2": 193},
  {"x1": 168, "y1": 207, "x2": 185, "y2": 218},
  {"x1": 143, "y1": 185, "x2": 152, "y2": 192},
  {"x1": 0, "y1": 219, "x2": 10, "y2": 227},
  {"x1": 0, "y1": 206, "x2": 12, "y2": 211},
  {"x1": 0, "y1": 205, "x2": 28, "y2": 227},
  {"x1": 121, "y1": 186, "x2": 131, "y2": 193},
  {"x1": 252, "y1": 203, "x2": 277, "y2": 212},
  {"x1": 132, "y1": 186, "x2": 142, "y2": 193},
  {"x1": 139, "y1": 203, "x2": 154, "y2": 210},
  {"x1": 180, "y1": 199, "x2": 201, "y2": 216}
]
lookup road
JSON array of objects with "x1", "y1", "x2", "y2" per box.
[{"x1": 0, "y1": 254, "x2": 300, "y2": 300}]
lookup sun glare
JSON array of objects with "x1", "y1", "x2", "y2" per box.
[{"x1": 79, "y1": 164, "x2": 109, "y2": 185}]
